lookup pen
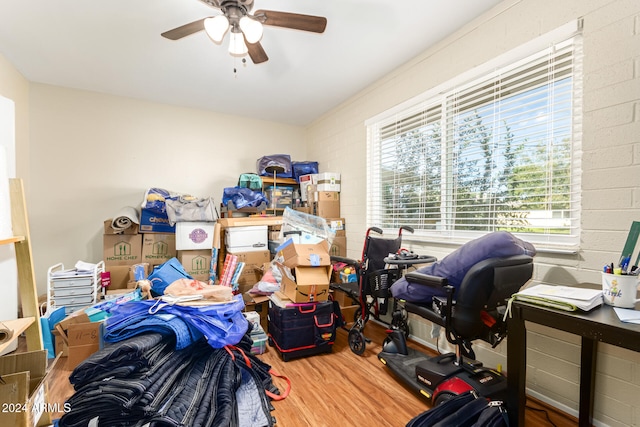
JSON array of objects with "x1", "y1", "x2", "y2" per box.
[{"x1": 620, "y1": 255, "x2": 631, "y2": 273}]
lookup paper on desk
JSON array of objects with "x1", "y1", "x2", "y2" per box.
[{"x1": 613, "y1": 307, "x2": 640, "y2": 324}]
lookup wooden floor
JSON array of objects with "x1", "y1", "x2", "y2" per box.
[{"x1": 42, "y1": 321, "x2": 578, "y2": 427}]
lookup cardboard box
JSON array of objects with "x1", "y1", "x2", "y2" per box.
[
  {"x1": 141, "y1": 233, "x2": 177, "y2": 265},
  {"x1": 279, "y1": 240, "x2": 331, "y2": 268},
  {"x1": 0, "y1": 350, "x2": 53, "y2": 427},
  {"x1": 298, "y1": 174, "x2": 316, "y2": 201},
  {"x1": 103, "y1": 234, "x2": 143, "y2": 266},
  {"x1": 225, "y1": 225, "x2": 268, "y2": 252},
  {"x1": 106, "y1": 265, "x2": 134, "y2": 290},
  {"x1": 340, "y1": 305, "x2": 359, "y2": 325},
  {"x1": 331, "y1": 289, "x2": 356, "y2": 306},
  {"x1": 229, "y1": 250, "x2": 271, "y2": 265},
  {"x1": 315, "y1": 172, "x2": 341, "y2": 192},
  {"x1": 103, "y1": 219, "x2": 139, "y2": 235},
  {"x1": 330, "y1": 235, "x2": 347, "y2": 257},
  {"x1": 228, "y1": 250, "x2": 271, "y2": 293},
  {"x1": 327, "y1": 218, "x2": 346, "y2": 237},
  {"x1": 278, "y1": 264, "x2": 331, "y2": 303},
  {"x1": 176, "y1": 222, "x2": 215, "y2": 250},
  {"x1": 177, "y1": 250, "x2": 212, "y2": 282},
  {"x1": 235, "y1": 265, "x2": 266, "y2": 294},
  {"x1": 311, "y1": 192, "x2": 340, "y2": 218},
  {"x1": 55, "y1": 319, "x2": 103, "y2": 370},
  {"x1": 139, "y1": 208, "x2": 176, "y2": 233}
]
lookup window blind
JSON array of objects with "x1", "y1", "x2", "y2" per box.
[{"x1": 367, "y1": 30, "x2": 582, "y2": 248}]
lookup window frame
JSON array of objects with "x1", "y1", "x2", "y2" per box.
[{"x1": 365, "y1": 21, "x2": 583, "y2": 250}]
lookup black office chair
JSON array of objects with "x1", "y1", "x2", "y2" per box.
[{"x1": 379, "y1": 254, "x2": 534, "y2": 405}]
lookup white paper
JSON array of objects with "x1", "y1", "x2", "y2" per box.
[{"x1": 613, "y1": 307, "x2": 640, "y2": 324}]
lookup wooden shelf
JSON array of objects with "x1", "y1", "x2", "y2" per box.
[
  {"x1": 0, "y1": 317, "x2": 35, "y2": 354},
  {"x1": 0, "y1": 236, "x2": 25, "y2": 245},
  {"x1": 262, "y1": 177, "x2": 298, "y2": 186}
]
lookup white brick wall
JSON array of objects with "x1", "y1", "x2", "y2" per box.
[{"x1": 307, "y1": 0, "x2": 640, "y2": 423}]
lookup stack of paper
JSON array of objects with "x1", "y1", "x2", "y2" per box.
[
  {"x1": 613, "y1": 307, "x2": 640, "y2": 324},
  {"x1": 513, "y1": 284, "x2": 603, "y2": 311}
]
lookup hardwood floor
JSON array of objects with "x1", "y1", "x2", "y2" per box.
[{"x1": 42, "y1": 321, "x2": 577, "y2": 426}]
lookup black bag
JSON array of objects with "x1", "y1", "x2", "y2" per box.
[{"x1": 406, "y1": 391, "x2": 509, "y2": 427}]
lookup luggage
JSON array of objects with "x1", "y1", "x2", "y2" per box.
[{"x1": 268, "y1": 300, "x2": 337, "y2": 361}]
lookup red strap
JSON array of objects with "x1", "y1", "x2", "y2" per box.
[
  {"x1": 225, "y1": 345, "x2": 290, "y2": 401},
  {"x1": 266, "y1": 368, "x2": 291, "y2": 401}
]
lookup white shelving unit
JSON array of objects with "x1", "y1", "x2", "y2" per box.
[{"x1": 47, "y1": 261, "x2": 105, "y2": 315}]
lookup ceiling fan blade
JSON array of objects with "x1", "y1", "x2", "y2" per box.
[
  {"x1": 253, "y1": 10, "x2": 327, "y2": 33},
  {"x1": 161, "y1": 18, "x2": 207, "y2": 40},
  {"x1": 245, "y1": 38, "x2": 269, "y2": 64}
]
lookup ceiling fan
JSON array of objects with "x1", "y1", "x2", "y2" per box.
[{"x1": 161, "y1": 0, "x2": 327, "y2": 64}]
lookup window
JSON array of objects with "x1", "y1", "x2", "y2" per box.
[{"x1": 366, "y1": 24, "x2": 583, "y2": 248}]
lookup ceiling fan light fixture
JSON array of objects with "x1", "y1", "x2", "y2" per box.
[
  {"x1": 204, "y1": 15, "x2": 230, "y2": 43},
  {"x1": 239, "y1": 16, "x2": 263, "y2": 44},
  {"x1": 228, "y1": 30, "x2": 248, "y2": 56}
]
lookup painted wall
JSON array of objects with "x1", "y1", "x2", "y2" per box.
[
  {"x1": 0, "y1": 52, "x2": 30, "y2": 352},
  {"x1": 27, "y1": 84, "x2": 306, "y2": 296},
  {"x1": 306, "y1": 0, "x2": 640, "y2": 425},
  {"x1": 2, "y1": 0, "x2": 639, "y2": 423}
]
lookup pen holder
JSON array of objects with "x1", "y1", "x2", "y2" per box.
[{"x1": 601, "y1": 272, "x2": 640, "y2": 308}]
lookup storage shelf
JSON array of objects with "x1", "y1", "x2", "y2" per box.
[
  {"x1": 0, "y1": 317, "x2": 35, "y2": 354},
  {"x1": 0, "y1": 236, "x2": 25, "y2": 245},
  {"x1": 262, "y1": 177, "x2": 298, "y2": 186}
]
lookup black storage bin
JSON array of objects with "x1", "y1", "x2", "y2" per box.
[{"x1": 268, "y1": 300, "x2": 336, "y2": 361}]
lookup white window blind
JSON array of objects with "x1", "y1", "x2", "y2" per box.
[{"x1": 367, "y1": 28, "x2": 583, "y2": 248}]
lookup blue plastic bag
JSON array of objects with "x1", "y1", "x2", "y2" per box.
[
  {"x1": 292, "y1": 161, "x2": 319, "y2": 180},
  {"x1": 222, "y1": 187, "x2": 269, "y2": 209},
  {"x1": 257, "y1": 154, "x2": 293, "y2": 178},
  {"x1": 147, "y1": 257, "x2": 193, "y2": 297}
]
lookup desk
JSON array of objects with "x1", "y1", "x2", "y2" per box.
[{"x1": 506, "y1": 301, "x2": 640, "y2": 427}]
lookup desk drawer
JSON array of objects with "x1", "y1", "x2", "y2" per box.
[
  {"x1": 52, "y1": 294, "x2": 94, "y2": 307},
  {"x1": 52, "y1": 286, "x2": 94, "y2": 298},
  {"x1": 51, "y1": 277, "x2": 94, "y2": 289}
]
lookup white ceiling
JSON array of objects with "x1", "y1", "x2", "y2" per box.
[{"x1": 0, "y1": 0, "x2": 503, "y2": 126}]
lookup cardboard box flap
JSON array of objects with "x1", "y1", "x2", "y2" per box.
[
  {"x1": 293, "y1": 265, "x2": 332, "y2": 284},
  {"x1": 0, "y1": 350, "x2": 47, "y2": 383},
  {"x1": 280, "y1": 240, "x2": 330, "y2": 268}
]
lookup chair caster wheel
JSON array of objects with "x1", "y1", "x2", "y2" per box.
[{"x1": 348, "y1": 328, "x2": 366, "y2": 355}]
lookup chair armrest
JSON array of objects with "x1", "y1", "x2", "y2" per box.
[
  {"x1": 403, "y1": 272, "x2": 448, "y2": 288},
  {"x1": 330, "y1": 256, "x2": 359, "y2": 266}
]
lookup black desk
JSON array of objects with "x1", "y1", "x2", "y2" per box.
[{"x1": 506, "y1": 301, "x2": 640, "y2": 426}]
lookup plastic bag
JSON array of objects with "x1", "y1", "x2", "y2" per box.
[
  {"x1": 140, "y1": 188, "x2": 180, "y2": 213},
  {"x1": 147, "y1": 258, "x2": 194, "y2": 297},
  {"x1": 165, "y1": 196, "x2": 217, "y2": 226},
  {"x1": 257, "y1": 154, "x2": 293, "y2": 178},
  {"x1": 222, "y1": 187, "x2": 269, "y2": 209},
  {"x1": 238, "y1": 173, "x2": 263, "y2": 190},
  {"x1": 279, "y1": 207, "x2": 336, "y2": 246},
  {"x1": 292, "y1": 161, "x2": 319, "y2": 180}
]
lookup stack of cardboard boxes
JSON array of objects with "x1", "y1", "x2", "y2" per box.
[
  {"x1": 103, "y1": 218, "x2": 176, "y2": 291},
  {"x1": 103, "y1": 214, "x2": 220, "y2": 290},
  {"x1": 298, "y1": 172, "x2": 346, "y2": 258},
  {"x1": 276, "y1": 240, "x2": 332, "y2": 303}
]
